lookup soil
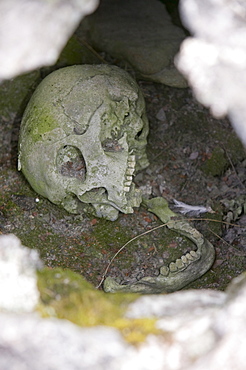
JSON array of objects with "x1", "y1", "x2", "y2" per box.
[{"x1": 1, "y1": 71, "x2": 245, "y2": 293}]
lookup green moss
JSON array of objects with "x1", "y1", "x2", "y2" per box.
[
  {"x1": 22, "y1": 102, "x2": 59, "y2": 144},
  {"x1": 93, "y1": 217, "x2": 139, "y2": 270},
  {"x1": 33, "y1": 112, "x2": 58, "y2": 141},
  {"x1": 94, "y1": 218, "x2": 130, "y2": 248},
  {"x1": 187, "y1": 252, "x2": 246, "y2": 291},
  {"x1": 0, "y1": 197, "x2": 21, "y2": 218},
  {"x1": 37, "y1": 267, "x2": 160, "y2": 344},
  {"x1": 225, "y1": 135, "x2": 246, "y2": 164},
  {"x1": 0, "y1": 70, "x2": 41, "y2": 120},
  {"x1": 202, "y1": 146, "x2": 228, "y2": 176}
]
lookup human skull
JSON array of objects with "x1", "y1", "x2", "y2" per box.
[{"x1": 18, "y1": 65, "x2": 149, "y2": 220}]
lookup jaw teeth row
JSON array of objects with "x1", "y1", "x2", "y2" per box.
[
  {"x1": 124, "y1": 155, "x2": 136, "y2": 192},
  {"x1": 160, "y1": 250, "x2": 199, "y2": 276}
]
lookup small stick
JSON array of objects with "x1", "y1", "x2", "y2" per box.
[
  {"x1": 208, "y1": 227, "x2": 246, "y2": 256},
  {"x1": 222, "y1": 144, "x2": 245, "y2": 189},
  {"x1": 96, "y1": 223, "x2": 169, "y2": 289},
  {"x1": 96, "y1": 217, "x2": 242, "y2": 289},
  {"x1": 81, "y1": 39, "x2": 108, "y2": 64}
]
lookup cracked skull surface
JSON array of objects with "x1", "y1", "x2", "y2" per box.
[{"x1": 18, "y1": 65, "x2": 149, "y2": 220}]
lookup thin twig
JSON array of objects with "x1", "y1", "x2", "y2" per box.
[
  {"x1": 222, "y1": 143, "x2": 245, "y2": 189},
  {"x1": 80, "y1": 39, "x2": 108, "y2": 64},
  {"x1": 208, "y1": 227, "x2": 246, "y2": 256},
  {"x1": 96, "y1": 217, "x2": 242, "y2": 289},
  {"x1": 187, "y1": 217, "x2": 241, "y2": 227},
  {"x1": 96, "y1": 223, "x2": 169, "y2": 289}
]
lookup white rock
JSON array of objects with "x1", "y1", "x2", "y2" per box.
[
  {"x1": 0, "y1": 0, "x2": 99, "y2": 80},
  {"x1": 176, "y1": 0, "x2": 246, "y2": 147},
  {"x1": 82, "y1": 0, "x2": 187, "y2": 87},
  {"x1": 0, "y1": 234, "x2": 42, "y2": 312},
  {"x1": 0, "y1": 234, "x2": 246, "y2": 368}
]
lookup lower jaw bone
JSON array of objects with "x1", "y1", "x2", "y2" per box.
[{"x1": 103, "y1": 197, "x2": 215, "y2": 294}]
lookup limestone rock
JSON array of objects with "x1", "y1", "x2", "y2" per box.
[
  {"x1": 0, "y1": 316, "x2": 128, "y2": 370},
  {"x1": 82, "y1": 0, "x2": 187, "y2": 87},
  {"x1": 0, "y1": 233, "x2": 246, "y2": 369},
  {"x1": 176, "y1": 0, "x2": 246, "y2": 146},
  {"x1": 0, "y1": 234, "x2": 42, "y2": 313},
  {"x1": 0, "y1": 0, "x2": 99, "y2": 80}
]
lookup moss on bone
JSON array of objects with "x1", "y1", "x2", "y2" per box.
[
  {"x1": 21, "y1": 102, "x2": 62, "y2": 144},
  {"x1": 18, "y1": 65, "x2": 149, "y2": 220}
]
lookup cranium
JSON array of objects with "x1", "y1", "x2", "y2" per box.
[{"x1": 18, "y1": 65, "x2": 149, "y2": 220}]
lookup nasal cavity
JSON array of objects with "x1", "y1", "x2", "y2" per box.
[
  {"x1": 135, "y1": 128, "x2": 143, "y2": 140},
  {"x1": 102, "y1": 138, "x2": 124, "y2": 152},
  {"x1": 57, "y1": 145, "x2": 86, "y2": 181}
]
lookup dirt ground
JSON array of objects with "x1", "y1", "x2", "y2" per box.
[{"x1": 0, "y1": 65, "x2": 245, "y2": 293}]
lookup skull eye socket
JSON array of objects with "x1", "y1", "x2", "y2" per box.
[{"x1": 57, "y1": 145, "x2": 86, "y2": 181}]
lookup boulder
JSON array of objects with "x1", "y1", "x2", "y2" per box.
[
  {"x1": 0, "y1": 0, "x2": 99, "y2": 80},
  {"x1": 176, "y1": 0, "x2": 246, "y2": 147},
  {"x1": 81, "y1": 0, "x2": 187, "y2": 87}
]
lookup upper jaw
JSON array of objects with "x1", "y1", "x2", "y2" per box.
[{"x1": 123, "y1": 154, "x2": 136, "y2": 192}]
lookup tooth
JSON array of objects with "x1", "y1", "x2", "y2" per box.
[
  {"x1": 128, "y1": 161, "x2": 135, "y2": 169},
  {"x1": 124, "y1": 181, "x2": 132, "y2": 187},
  {"x1": 128, "y1": 155, "x2": 136, "y2": 162},
  {"x1": 190, "y1": 250, "x2": 198, "y2": 258},
  {"x1": 126, "y1": 168, "x2": 135, "y2": 176},
  {"x1": 181, "y1": 255, "x2": 188, "y2": 264},
  {"x1": 125, "y1": 175, "x2": 133, "y2": 182},
  {"x1": 169, "y1": 262, "x2": 178, "y2": 272},
  {"x1": 185, "y1": 252, "x2": 194, "y2": 261},
  {"x1": 175, "y1": 259, "x2": 185, "y2": 269},
  {"x1": 160, "y1": 265, "x2": 169, "y2": 276},
  {"x1": 128, "y1": 156, "x2": 136, "y2": 168},
  {"x1": 124, "y1": 186, "x2": 130, "y2": 192}
]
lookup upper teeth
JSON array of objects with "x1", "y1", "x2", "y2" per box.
[
  {"x1": 127, "y1": 155, "x2": 136, "y2": 168},
  {"x1": 125, "y1": 175, "x2": 133, "y2": 181},
  {"x1": 126, "y1": 167, "x2": 135, "y2": 176},
  {"x1": 124, "y1": 155, "x2": 136, "y2": 192}
]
